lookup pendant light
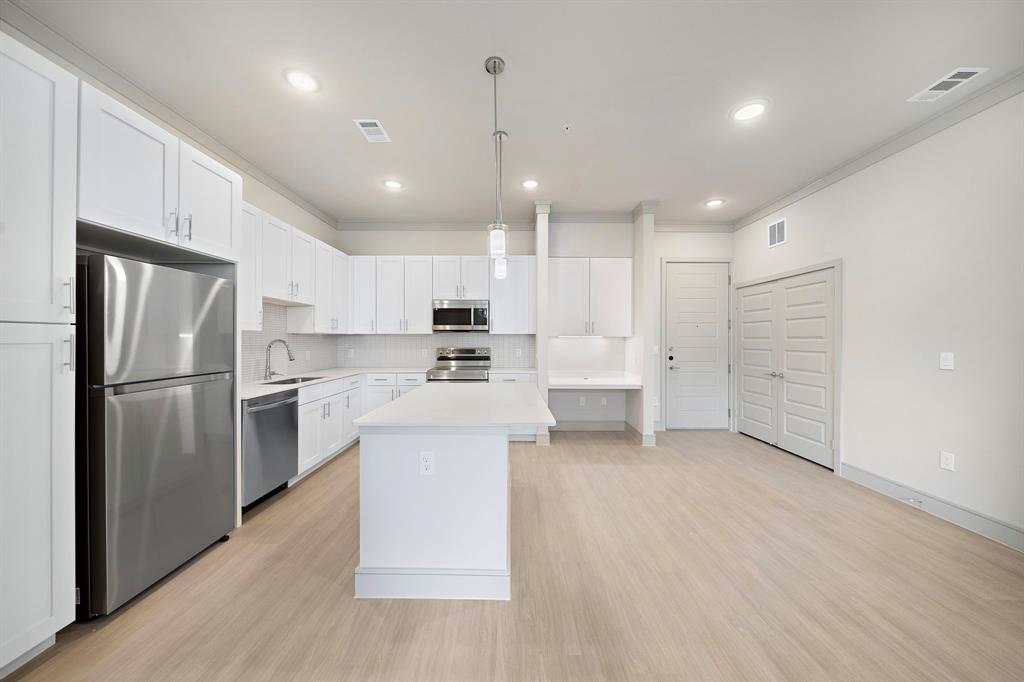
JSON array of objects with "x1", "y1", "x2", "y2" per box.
[{"x1": 485, "y1": 56, "x2": 508, "y2": 275}]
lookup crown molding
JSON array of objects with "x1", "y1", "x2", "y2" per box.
[
  {"x1": 1, "y1": 1, "x2": 340, "y2": 230},
  {"x1": 337, "y1": 221, "x2": 535, "y2": 232},
  {"x1": 654, "y1": 223, "x2": 734, "y2": 233},
  {"x1": 733, "y1": 66, "x2": 1024, "y2": 230},
  {"x1": 632, "y1": 201, "x2": 659, "y2": 222}
]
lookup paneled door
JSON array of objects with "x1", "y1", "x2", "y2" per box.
[
  {"x1": 0, "y1": 33, "x2": 78, "y2": 324},
  {"x1": 432, "y1": 256, "x2": 461, "y2": 299},
  {"x1": 261, "y1": 216, "x2": 292, "y2": 301},
  {"x1": 238, "y1": 203, "x2": 263, "y2": 331},
  {"x1": 178, "y1": 142, "x2": 242, "y2": 261},
  {"x1": 375, "y1": 256, "x2": 404, "y2": 334},
  {"x1": 290, "y1": 230, "x2": 316, "y2": 305},
  {"x1": 549, "y1": 258, "x2": 589, "y2": 336},
  {"x1": 403, "y1": 256, "x2": 434, "y2": 333},
  {"x1": 460, "y1": 256, "x2": 490, "y2": 300},
  {"x1": 737, "y1": 268, "x2": 835, "y2": 469},
  {"x1": 313, "y1": 241, "x2": 334, "y2": 333},
  {"x1": 350, "y1": 256, "x2": 376, "y2": 334},
  {"x1": 589, "y1": 258, "x2": 632, "y2": 337},
  {"x1": 665, "y1": 262, "x2": 729, "y2": 429}
]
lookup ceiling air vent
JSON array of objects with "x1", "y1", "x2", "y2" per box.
[
  {"x1": 354, "y1": 119, "x2": 391, "y2": 143},
  {"x1": 907, "y1": 67, "x2": 988, "y2": 102},
  {"x1": 768, "y1": 219, "x2": 786, "y2": 248}
]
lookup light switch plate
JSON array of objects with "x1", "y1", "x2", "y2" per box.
[
  {"x1": 940, "y1": 450, "x2": 956, "y2": 471},
  {"x1": 939, "y1": 352, "x2": 955, "y2": 370}
]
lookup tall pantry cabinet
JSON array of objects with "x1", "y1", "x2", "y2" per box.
[{"x1": 0, "y1": 32, "x2": 77, "y2": 673}]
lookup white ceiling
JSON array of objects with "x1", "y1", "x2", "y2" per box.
[{"x1": 12, "y1": 0, "x2": 1024, "y2": 226}]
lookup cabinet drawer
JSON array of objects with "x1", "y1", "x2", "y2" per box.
[
  {"x1": 397, "y1": 372, "x2": 426, "y2": 386},
  {"x1": 298, "y1": 385, "x2": 324, "y2": 405},
  {"x1": 364, "y1": 373, "x2": 397, "y2": 386},
  {"x1": 342, "y1": 375, "x2": 363, "y2": 390},
  {"x1": 489, "y1": 373, "x2": 536, "y2": 384},
  {"x1": 318, "y1": 378, "x2": 347, "y2": 399}
]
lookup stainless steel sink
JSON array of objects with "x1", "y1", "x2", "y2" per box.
[{"x1": 265, "y1": 376, "x2": 324, "y2": 385}]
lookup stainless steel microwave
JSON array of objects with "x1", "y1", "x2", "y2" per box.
[{"x1": 432, "y1": 299, "x2": 489, "y2": 332}]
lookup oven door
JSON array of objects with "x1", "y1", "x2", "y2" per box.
[{"x1": 433, "y1": 300, "x2": 489, "y2": 331}]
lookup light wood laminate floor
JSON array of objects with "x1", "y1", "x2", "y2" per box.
[{"x1": 15, "y1": 431, "x2": 1024, "y2": 681}]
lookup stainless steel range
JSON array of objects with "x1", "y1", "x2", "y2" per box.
[{"x1": 426, "y1": 347, "x2": 491, "y2": 382}]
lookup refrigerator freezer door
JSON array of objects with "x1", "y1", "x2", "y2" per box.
[
  {"x1": 88, "y1": 255, "x2": 234, "y2": 386},
  {"x1": 88, "y1": 372, "x2": 234, "y2": 614}
]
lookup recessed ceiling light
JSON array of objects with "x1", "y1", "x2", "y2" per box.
[
  {"x1": 731, "y1": 100, "x2": 767, "y2": 121},
  {"x1": 522, "y1": 179, "x2": 539, "y2": 190},
  {"x1": 284, "y1": 69, "x2": 319, "y2": 92},
  {"x1": 704, "y1": 198, "x2": 726, "y2": 208},
  {"x1": 382, "y1": 179, "x2": 403, "y2": 190}
]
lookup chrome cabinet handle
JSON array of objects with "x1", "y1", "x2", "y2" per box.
[
  {"x1": 184, "y1": 213, "x2": 193, "y2": 240},
  {"x1": 63, "y1": 334, "x2": 75, "y2": 372},
  {"x1": 345, "y1": 395, "x2": 350, "y2": 408},
  {"x1": 168, "y1": 209, "x2": 179, "y2": 236},
  {"x1": 295, "y1": 281, "x2": 299, "y2": 297},
  {"x1": 63, "y1": 277, "x2": 76, "y2": 314}
]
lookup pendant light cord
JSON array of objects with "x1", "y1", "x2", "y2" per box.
[{"x1": 492, "y1": 69, "x2": 504, "y2": 228}]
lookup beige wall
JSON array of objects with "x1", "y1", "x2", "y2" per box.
[{"x1": 334, "y1": 229, "x2": 535, "y2": 256}]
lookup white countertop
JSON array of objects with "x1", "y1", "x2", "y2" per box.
[
  {"x1": 548, "y1": 370, "x2": 643, "y2": 390},
  {"x1": 354, "y1": 383, "x2": 556, "y2": 428},
  {"x1": 239, "y1": 367, "x2": 430, "y2": 401}
]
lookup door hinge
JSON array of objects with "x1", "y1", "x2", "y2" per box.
[
  {"x1": 728, "y1": 408, "x2": 732, "y2": 418},
  {"x1": 75, "y1": 587, "x2": 80, "y2": 605},
  {"x1": 728, "y1": 275, "x2": 732, "y2": 285},
  {"x1": 728, "y1": 364, "x2": 731, "y2": 374}
]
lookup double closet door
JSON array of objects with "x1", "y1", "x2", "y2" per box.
[{"x1": 737, "y1": 268, "x2": 836, "y2": 469}]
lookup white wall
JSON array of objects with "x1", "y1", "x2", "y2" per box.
[
  {"x1": 334, "y1": 229, "x2": 535, "y2": 255},
  {"x1": 550, "y1": 222, "x2": 633, "y2": 257},
  {"x1": 549, "y1": 337, "x2": 626, "y2": 371},
  {"x1": 733, "y1": 93, "x2": 1024, "y2": 528}
]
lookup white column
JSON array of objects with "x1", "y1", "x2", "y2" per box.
[
  {"x1": 534, "y1": 201, "x2": 551, "y2": 446},
  {"x1": 627, "y1": 201, "x2": 658, "y2": 446}
]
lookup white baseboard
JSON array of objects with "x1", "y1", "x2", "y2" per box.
[
  {"x1": 842, "y1": 464, "x2": 1023, "y2": 552},
  {"x1": 355, "y1": 566, "x2": 511, "y2": 600},
  {"x1": 550, "y1": 420, "x2": 625, "y2": 431},
  {"x1": 0, "y1": 634, "x2": 54, "y2": 680}
]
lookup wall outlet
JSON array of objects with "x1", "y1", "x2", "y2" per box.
[
  {"x1": 304, "y1": 350, "x2": 311, "y2": 361},
  {"x1": 419, "y1": 452, "x2": 435, "y2": 476},
  {"x1": 514, "y1": 348, "x2": 522, "y2": 359},
  {"x1": 940, "y1": 450, "x2": 956, "y2": 471},
  {"x1": 578, "y1": 396, "x2": 586, "y2": 407},
  {"x1": 601, "y1": 396, "x2": 608, "y2": 406},
  {"x1": 347, "y1": 348, "x2": 355, "y2": 359},
  {"x1": 939, "y1": 352, "x2": 955, "y2": 370}
]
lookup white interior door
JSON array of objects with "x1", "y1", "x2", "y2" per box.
[
  {"x1": 403, "y1": 256, "x2": 434, "y2": 333},
  {"x1": 350, "y1": 256, "x2": 376, "y2": 333},
  {"x1": 0, "y1": 33, "x2": 78, "y2": 325},
  {"x1": 261, "y1": 216, "x2": 291, "y2": 301},
  {"x1": 737, "y1": 281, "x2": 779, "y2": 444},
  {"x1": 589, "y1": 257, "x2": 632, "y2": 337},
  {"x1": 238, "y1": 203, "x2": 263, "y2": 331},
  {"x1": 432, "y1": 256, "x2": 460, "y2": 299},
  {"x1": 78, "y1": 82, "x2": 178, "y2": 242},
  {"x1": 178, "y1": 142, "x2": 242, "y2": 261},
  {"x1": 777, "y1": 269, "x2": 835, "y2": 468},
  {"x1": 665, "y1": 262, "x2": 729, "y2": 429},
  {"x1": 549, "y1": 258, "x2": 589, "y2": 336},
  {"x1": 375, "y1": 256, "x2": 404, "y2": 334},
  {"x1": 460, "y1": 256, "x2": 490, "y2": 299}
]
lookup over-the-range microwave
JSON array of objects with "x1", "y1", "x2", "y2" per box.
[{"x1": 432, "y1": 299, "x2": 489, "y2": 332}]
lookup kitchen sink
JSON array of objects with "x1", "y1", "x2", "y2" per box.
[{"x1": 265, "y1": 376, "x2": 324, "y2": 385}]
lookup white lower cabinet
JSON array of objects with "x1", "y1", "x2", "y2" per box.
[
  {"x1": 320, "y1": 392, "x2": 346, "y2": 457},
  {"x1": 297, "y1": 399, "x2": 324, "y2": 475},
  {"x1": 297, "y1": 385, "x2": 364, "y2": 476},
  {"x1": 364, "y1": 385, "x2": 397, "y2": 412},
  {"x1": 0, "y1": 323, "x2": 75, "y2": 670},
  {"x1": 341, "y1": 387, "x2": 362, "y2": 443},
  {"x1": 489, "y1": 372, "x2": 538, "y2": 439}
]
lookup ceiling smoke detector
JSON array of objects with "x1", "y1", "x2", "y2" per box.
[{"x1": 907, "y1": 67, "x2": 988, "y2": 102}]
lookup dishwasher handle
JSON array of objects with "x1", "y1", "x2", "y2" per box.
[{"x1": 246, "y1": 396, "x2": 299, "y2": 414}]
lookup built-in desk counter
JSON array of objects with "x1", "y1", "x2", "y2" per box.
[{"x1": 548, "y1": 370, "x2": 643, "y2": 390}]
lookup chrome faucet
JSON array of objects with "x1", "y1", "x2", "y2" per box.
[{"x1": 265, "y1": 338, "x2": 296, "y2": 380}]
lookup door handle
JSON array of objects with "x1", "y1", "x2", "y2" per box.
[
  {"x1": 777, "y1": 372, "x2": 785, "y2": 379},
  {"x1": 63, "y1": 277, "x2": 76, "y2": 314},
  {"x1": 168, "y1": 209, "x2": 178, "y2": 236},
  {"x1": 184, "y1": 213, "x2": 193, "y2": 240},
  {"x1": 246, "y1": 396, "x2": 299, "y2": 414},
  {"x1": 63, "y1": 334, "x2": 75, "y2": 372},
  {"x1": 668, "y1": 365, "x2": 679, "y2": 370},
  {"x1": 767, "y1": 371, "x2": 778, "y2": 377}
]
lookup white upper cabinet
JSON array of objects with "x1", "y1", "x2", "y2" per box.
[
  {"x1": 490, "y1": 256, "x2": 535, "y2": 334},
  {"x1": 79, "y1": 82, "x2": 178, "y2": 244},
  {"x1": 549, "y1": 257, "x2": 632, "y2": 337},
  {"x1": 331, "y1": 250, "x2": 349, "y2": 333},
  {"x1": 549, "y1": 257, "x2": 590, "y2": 336},
  {"x1": 460, "y1": 256, "x2": 490, "y2": 299},
  {"x1": 404, "y1": 256, "x2": 434, "y2": 334},
  {"x1": 238, "y1": 203, "x2": 263, "y2": 331},
  {"x1": 261, "y1": 215, "x2": 292, "y2": 302},
  {"x1": 178, "y1": 142, "x2": 242, "y2": 261},
  {"x1": 432, "y1": 256, "x2": 489, "y2": 300},
  {"x1": 290, "y1": 230, "x2": 316, "y2": 305},
  {"x1": 375, "y1": 256, "x2": 405, "y2": 334},
  {"x1": 350, "y1": 256, "x2": 376, "y2": 333},
  {"x1": 0, "y1": 323, "x2": 75, "y2": 670},
  {"x1": 313, "y1": 241, "x2": 334, "y2": 332},
  {"x1": 287, "y1": 241, "x2": 350, "y2": 334},
  {"x1": 0, "y1": 33, "x2": 78, "y2": 324}
]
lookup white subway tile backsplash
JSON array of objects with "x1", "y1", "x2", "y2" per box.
[{"x1": 241, "y1": 304, "x2": 342, "y2": 382}]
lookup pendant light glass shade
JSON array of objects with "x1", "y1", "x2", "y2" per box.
[
  {"x1": 494, "y1": 256, "x2": 508, "y2": 280},
  {"x1": 488, "y1": 223, "x2": 507, "y2": 259}
]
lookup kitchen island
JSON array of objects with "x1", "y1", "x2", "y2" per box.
[{"x1": 353, "y1": 382, "x2": 555, "y2": 600}]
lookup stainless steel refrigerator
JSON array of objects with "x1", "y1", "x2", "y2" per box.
[{"x1": 76, "y1": 255, "x2": 235, "y2": 617}]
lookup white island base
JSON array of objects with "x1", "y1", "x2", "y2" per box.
[{"x1": 353, "y1": 383, "x2": 555, "y2": 601}]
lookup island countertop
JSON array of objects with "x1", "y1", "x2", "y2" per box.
[{"x1": 354, "y1": 382, "x2": 556, "y2": 429}]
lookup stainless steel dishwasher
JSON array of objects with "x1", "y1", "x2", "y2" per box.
[{"x1": 242, "y1": 390, "x2": 299, "y2": 506}]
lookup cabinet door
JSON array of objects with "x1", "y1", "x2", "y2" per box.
[
  {"x1": 342, "y1": 388, "x2": 361, "y2": 442},
  {"x1": 403, "y1": 256, "x2": 434, "y2": 334},
  {"x1": 0, "y1": 34, "x2": 77, "y2": 325},
  {"x1": 375, "y1": 256, "x2": 404, "y2": 334},
  {"x1": 178, "y1": 143, "x2": 242, "y2": 261},
  {"x1": 78, "y1": 82, "x2": 178, "y2": 243},
  {"x1": 460, "y1": 256, "x2": 490, "y2": 300},
  {"x1": 0, "y1": 323, "x2": 75, "y2": 668},
  {"x1": 290, "y1": 230, "x2": 316, "y2": 305},
  {"x1": 589, "y1": 258, "x2": 632, "y2": 337},
  {"x1": 432, "y1": 256, "x2": 460, "y2": 299},
  {"x1": 261, "y1": 215, "x2": 292, "y2": 301},
  {"x1": 490, "y1": 256, "x2": 534, "y2": 334},
  {"x1": 238, "y1": 203, "x2": 263, "y2": 331},
  {"x1": 350, "y1": 256, "x2": 376, "y2": 333},
  {"x1": 331, "y1": 251, "x2": 348, "y2": 333},
  {"x1": 313, "y1": 241, "x2": 333, "y2": 333},
  {"x1": 320, "y1": 393, "x2": 346, "y2": 458},
  {"x1": 363, "y1": 385, "x2": 395, "y2": 413},
  {"x1": 297, "y1": 400, "x2": 323, "y2": 474},
  {"x1": 549, "y1": 258, "x2": 590, "y2": 336}
]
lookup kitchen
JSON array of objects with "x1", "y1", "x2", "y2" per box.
[{"x1": 1, "y1": 1, "x2": 1023, "y2": 680}]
